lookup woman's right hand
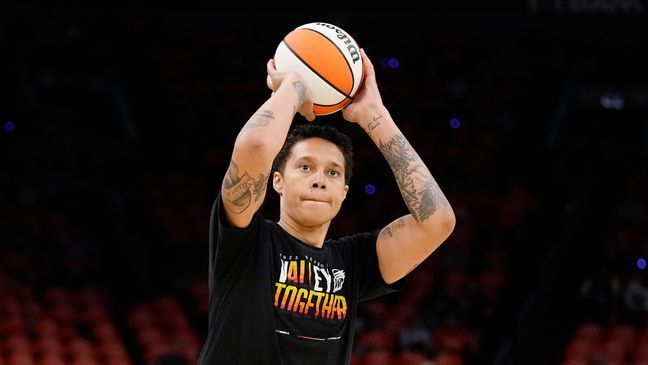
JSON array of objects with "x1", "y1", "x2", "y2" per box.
[{"x1": 266, "y1": 59, "x2": 315, "y2": 122}]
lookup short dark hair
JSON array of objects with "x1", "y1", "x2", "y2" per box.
[{"x1": 271, "y1": 124, "x2": 354, "y2": 184}]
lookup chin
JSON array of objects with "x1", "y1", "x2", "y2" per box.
[
  {"x1": 296, "y1": 206, "x2": 337, "y2": 227},
  {"x1": 299, "y1": 213, "x2": 333, "y2": 227}
]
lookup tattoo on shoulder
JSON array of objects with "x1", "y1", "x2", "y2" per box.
[
  {"x1": 379, "y1": 134, "x2": 449, "y2": 222},
  {"x1": 241, "y1": 110, "x2": 274, "y2": 134},
  {"x1": 222, "y1": 160, "x2": 268, "y2": 214}
]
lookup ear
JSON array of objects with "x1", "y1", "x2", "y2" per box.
[
  {"x1": 272, "y1": 171, "x2": 284, "y2": 196},
  {"x1": 342, "y1": 184, "x2": 349, "y2": 200}
]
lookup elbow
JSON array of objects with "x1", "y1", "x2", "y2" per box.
[
  {"x1": 442, "y1": 206, "x2": 456, "y2": 236},
  {"x1": 233, "y1": 135, "x2": 272, "y2": 158},
  {"x1": 422, "y1": 205, "x2": 456, "y2": 240}
]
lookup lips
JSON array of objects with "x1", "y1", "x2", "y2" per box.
[{"x1": 302, "y1": 197, "x2": 330, "y2": 203}]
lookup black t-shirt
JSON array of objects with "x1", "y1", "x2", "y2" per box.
[{"x1": 196, "y1": 196, "x2": 403, "y2": 365}]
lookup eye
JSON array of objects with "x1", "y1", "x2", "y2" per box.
[
  {"x1": 329, "y1": 170, "x2": 340, "y2": 177},
  {"x1": 299, "y1": 164, "x2": 310, "y2": 172}
]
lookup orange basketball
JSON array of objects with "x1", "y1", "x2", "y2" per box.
[{"x1": 274, "y1": 22, "x2": 364, "y2": 116}]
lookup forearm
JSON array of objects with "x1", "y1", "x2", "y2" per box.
[
  {"x1": 233, "y1": 76, "x2": 307, "y2": 165},
  {"x1": 219, "y1": 76, "x2": 306, "y2": 223},
  {"x1": 360, "y1": 105, "x2": 450, "y2": 223}
]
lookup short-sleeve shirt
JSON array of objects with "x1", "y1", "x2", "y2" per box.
[{"x1": 196, "y1": 196, "x2": 403, "y2": 365}]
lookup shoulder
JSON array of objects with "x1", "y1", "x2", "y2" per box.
[
  {"x1": 326, "y1": 230, "x2": 380, "y2": 252},
  {"x1": 328, "y1": 230, "x2": 380, "y2": 243},
  {"x1": 213, "y1": 193, "x2": 270, "y2": 230}
]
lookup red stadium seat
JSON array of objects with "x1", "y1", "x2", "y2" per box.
[
  {"x1": 434, "y1": 351, "x2": 463, "y2": 365},
  {"x1": 361, "y1": 349, "x2": 391, "y2": 365},
  {"x1": 37, "y1": 353, "x2": 65, "y2": 365},
  {"x1": 7, "y1": 351, "x2": 34, "y2": 365},
  {"x1": 561, "y1": 353, "x2": 588, "y2": 365}
]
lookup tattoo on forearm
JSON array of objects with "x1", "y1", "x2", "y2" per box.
[
  {"x1": 222, "y1": 160, "x2": 268, "y2": 214},
  {"x1": 379, "y1": 134, "x2": 449, "y2": 222},
  {"x1": 241, "y1": 110, "x2": 274, "y2": 134},
  {"x1": 367, "y1": 114, "x2": 383, "y2": 136},
  {"x1": 380, "y1": 217, "x2": 406, "y2": 239},
  {"x1": 293, "y1": 81, "x2": 306, "y2": 106}
]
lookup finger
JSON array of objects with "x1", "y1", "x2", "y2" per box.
[
  {"x1": 267, "y1": 59, "x2": 276, "y2": 74},
  {"x1": 306, "y1": 105, "x2": 316, "y2": 122},
  {"x1": 360, "y1": 49, "x2": 374, "y2": 72},
  {"x1": 302, "y1": 101, "x2": 316, "y2": 122},
  {"x1": 359, "y1": 50, "x2": 376, "y2": 84},
  {"x1": 266, "y1": 75, "x2": 273, "y2": 90}
]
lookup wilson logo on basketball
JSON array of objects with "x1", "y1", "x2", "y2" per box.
[{"x1": 314, "y1": 22, "x2": 360, "y2": 64}]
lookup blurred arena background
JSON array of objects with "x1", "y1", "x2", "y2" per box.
[{"x1": 1, "y1": 5, "x2": 648, "y2": 365}]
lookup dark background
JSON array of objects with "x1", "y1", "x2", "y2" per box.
[{"x1": 1, "y1": 5, "x2": 647, "y2": 365}]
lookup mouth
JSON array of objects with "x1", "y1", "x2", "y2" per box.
[{"x1": 302, "y1": 198, "x2": 330, "y2": 204}]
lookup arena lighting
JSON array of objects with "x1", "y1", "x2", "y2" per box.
[
  {"x1": 379, "y1": 57, "x2": 400, "y2": 69},
  {"x1": 3, "y1": 120, "x2": 15, "y2": 133},
  {"x1": 364, "y1": 184, "x2": 376, "y2": 196},
  {"x1": 637, "y1": 257, "x2": 647, "y2": 270},
  {"x1": 600, "y1": 93, "x2": 625, "y2": 110},
  {"x1": 574, "y1": 88, "x2": 648, "y2": 109}
]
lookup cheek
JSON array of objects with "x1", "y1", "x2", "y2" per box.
[
  {"x1": 333, "y1": 190, "x2": 347, "y2": 205},
  {"x1": 284, "y1": 181, "x2": 303, "y2": 202},
  {"x1": 287, "y1": 178, "x2": 303, "y2": 192}
]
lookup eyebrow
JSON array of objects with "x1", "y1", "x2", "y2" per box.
[{"x1": 295, "y1": 156, "x2": 344, "y2": 170}]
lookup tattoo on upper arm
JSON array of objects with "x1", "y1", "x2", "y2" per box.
[
  {"x1": 367, "y1": 114, "x2": 383, "y2": 136},
  {"x1": 241, "y1": 110, "x2": 275, "y2": 134},
  {"x1": 222, "y1": 160, "x2": 268, "y2": 214},
  {"x1": 380, "y1": 217, "x2": 406, "y2": 239},
  {"x1": 379, "y1": 134, "x2": 449, "y2": 222}
]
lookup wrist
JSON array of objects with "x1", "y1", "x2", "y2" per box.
[
  {"x1": 277, "y1": 74, "x2": 307, "y2": 103},
  {"x1": 279, "y1": 73, "x2": 303, "y2": 88},
  {"x1": 357, "y1": 104, "x2": 389, "y2": 127}
]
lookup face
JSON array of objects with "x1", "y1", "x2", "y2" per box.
[{"x1": 273, "y1": 137, "x2": 349, "y2": 227}]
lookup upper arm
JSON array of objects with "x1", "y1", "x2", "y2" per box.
[
  {"x1": 376, "y1": 208, "x2": 455, "y2": 284},
  {"x1": 220, "y1": 146, "x2": 270, "y2": 228}
]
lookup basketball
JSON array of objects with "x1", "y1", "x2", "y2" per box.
[{"x1": 274, "y1": 22, "x2": 364, "y2": 116}]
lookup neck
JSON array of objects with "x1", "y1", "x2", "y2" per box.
[{"x1": 278, "y1": 214, "x2": 330, "y2": 248}]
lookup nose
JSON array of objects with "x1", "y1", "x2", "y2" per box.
[{"x1": 311, "y1": 174, "x2": 326, "y2": 190}]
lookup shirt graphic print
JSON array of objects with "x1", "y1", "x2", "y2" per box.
[{"x1": 274, "y1": 253, "x2": 347, "y2": 329}]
